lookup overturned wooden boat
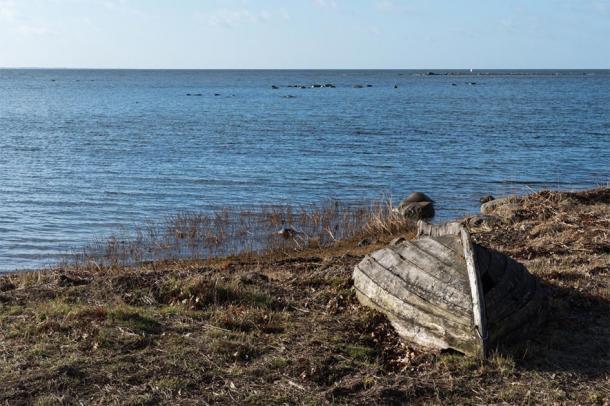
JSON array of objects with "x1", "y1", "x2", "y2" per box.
[{"x1": 353, "y1": 221, "x2": 547, "y2": 357}]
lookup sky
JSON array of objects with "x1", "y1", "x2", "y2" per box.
[{"x1": 0, "y1": 0, "x2": 609, "y2": 69}]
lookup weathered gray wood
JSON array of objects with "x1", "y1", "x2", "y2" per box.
[
  {"x1": 414, "y1": 236, "x2": 465, "y2": 265},
  {"x1": 486, "y1": 268, "x2": 536, "y2": 322},
  {"x1": 354, "y1": 258, "x2": 472, "y2": 324},
  {"x1": 390, "y1": 241, "x2": 468, "y2": 288},
  {"x1": 353, "y1": 279, "x2": 479, "y2": 354},
  {"x1": 460, "y1": 227, "x2": 488, "y2": 358},
  {"x1": 353, "y1": 291, "x2": 448, "y2": 348},
  {"x1": 474, "y1": 244, "x2": 492, "y2": 282},
  {"x1": 488, "y1": 280, "x2": 547, "y2": 344},
  {"x1": 353, "y1": 220, "x2": 547, "y2": 359},
  {"x1": 431, "y1": 235, "x2": 467, "y2": 257},
  {"x1": 370, "y1": 247, "x2": 470, "y2": 309},
  {"x1": 353, "y1": 266, "x2": 473, "y2": 331},
  {"x1": 480, "y1": 247, "x2": 508, "y2": 281},
  {"x1": 417, "y1": 221, "x2": 462, "y2": 238}
]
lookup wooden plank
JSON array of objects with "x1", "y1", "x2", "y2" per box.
[
  {"x1": 353, "y1": 278, "x2": 479, "y2": 354},
  {"x1": 434, "y1": 235, "x2": 467, "y2": 257},
  {"x1": 474, "y1": 244, "x2": 492, "y2": 280},
  {"x1": 460, "y1": 227, "x2": 488, "y2": 358},
  {"x1": 354, "y1": 260, "x2": 473, "y2": 325},
  {"x1": 488, "y1": 281, "x2": 547, "y2": 344},
  {"x1": 353, "y1": 268, "x2": 473, "y2": 336},
  {"x1": 354, "y1": 290, "x2": 455, "y2": 350},
  {"x1": 484, "y1": 261, "x2": 528, "y2": 309},
  {"x1": 412, "y1": 237, "x2": 468, "y2": 280},
  {"x1": 475, "y1": 246, "x2": 507, "y2": 282},
  {"x1": 389, "y1": 242, "x2": 469, "y2": 289},
  {"x1": 486, "y1": 269, "x2": 537, "y2": 323},
  {"x1": 417, "y1": 221, "x2": 462, "y2": 238},
  {"x1": 368, "y1": 248, "x2": 472, "y2": 311}
]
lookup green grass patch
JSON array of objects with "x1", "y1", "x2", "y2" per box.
[{"x1": 343, "y1": 344, "x2": 377, "y2": 362}]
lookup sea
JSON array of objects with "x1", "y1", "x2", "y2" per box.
[{"x1": 1, "y1": 69, "x2": 609, "y2": 272}]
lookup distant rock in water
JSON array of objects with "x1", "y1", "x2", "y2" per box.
[
  {"x1": 366, "y1": 84, "x2": 373, "y2": 87},
  {"x1": 353, "y1": 84, "x2": 364, "y2": 88},
  {"x1": 395, "y1": 192, "x2": 435, "y2": 220},
  {"x1": 271, "y1": 85, "x2": 280, "y2": 89},
  {"x1": 357, "y1": 236, "x2": 377, "y2": 247},
  {"x1": 214, "y1": 93, "x2": 221, "y2": 96},
  {"x1": 276, "y1": 227, "x2": 298, "y2": 239},
  {"x1": 186, "y1": 93, "x2": 202, "y2": 96},
  {"x1": 394, "y1": 84, "x2": 398, "y2": 89},
  {"x1": 324, "y1": 83, "x2": 336, "y2": 88}
]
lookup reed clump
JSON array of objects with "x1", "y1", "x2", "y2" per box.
[{"x1": 65, "y1": 199, "x2": 412, "y2": 270}]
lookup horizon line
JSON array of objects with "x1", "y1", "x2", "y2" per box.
[{"x1": 1, "y1": 67, "x2": 609, "y2": 71}]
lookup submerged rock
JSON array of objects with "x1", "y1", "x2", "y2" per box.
[
  {"x1": 357, "y1": 236, "x2": 377, "y2": 247},
  {"x1": 276, "y1": 227, "x2": 298, "y2": 239}
]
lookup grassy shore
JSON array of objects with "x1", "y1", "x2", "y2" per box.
[{"x1": 0, "y1": 188, "x2": 608, "y2": 405}]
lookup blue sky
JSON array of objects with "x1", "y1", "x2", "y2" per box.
[{"x1": 0, "y1": 0, "x2": 609, "y2": 68}]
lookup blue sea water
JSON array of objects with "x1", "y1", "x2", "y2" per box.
[{"x1": 0, "y1": 69, "x2": 609, "y2": 272}]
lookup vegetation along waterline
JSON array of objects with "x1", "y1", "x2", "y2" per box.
[{"x1": 0, "y1": 187, "x2": 608, "y2": 404}]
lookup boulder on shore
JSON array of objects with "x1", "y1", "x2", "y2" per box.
[
  {"x1": 395, "y1": 192, "x2": 435, "y2": 220},
  {"x1": 480, "y1": 196, "x2": 522, "y2": 220},
  {"x1": 480, "y1": 195, "x2": 495, "y2": 204}
]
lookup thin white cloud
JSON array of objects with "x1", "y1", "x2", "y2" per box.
[
  {"x1": 0, "y1": 0, "x2": 17, "y2": 20},
  {"x1": 99, "y1": 0, "x2": 150, "y2": 18},
  {"x1": 375, "y1": 0, "x2": 414, "y2": 14},
  {"x1": 199, "y1": 8, "x2": 288, "y2": 28},
  {"x1": 313, "y1": 0, "x2": 338, "y2": 10},
  {"x1": 0, "y1": 0, "x2": 52, "y2": 36},
  {"x1": 375, "y1": 0, "x2": 394, "y2": 12}
]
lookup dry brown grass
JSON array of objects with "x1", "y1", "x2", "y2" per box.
[
  {"x1": 63, "y1": 199, "x2": 410, "y2": 271},
  {"x1": 0, "y1": 188, "x2": 608, "y2": 405}
]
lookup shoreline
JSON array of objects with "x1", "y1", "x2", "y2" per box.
[
  {"x1": 1, "y1": 184, "x2": 607, "y2": 276},
  {"x1": 0, "y1": 187, "x2": 608, "y2": 404}
]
